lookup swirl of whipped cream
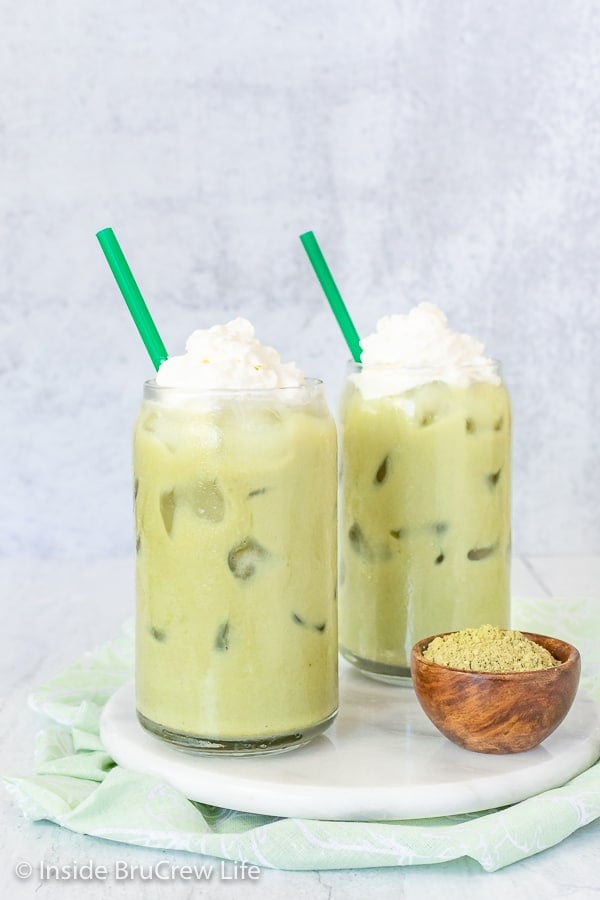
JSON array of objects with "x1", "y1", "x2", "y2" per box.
[
  {"x1": 155, "y1": 318, "x2": 304, "y2": 390},
  {"x1": 355, "y1": 303, "x2": 499, "y2": 398}
]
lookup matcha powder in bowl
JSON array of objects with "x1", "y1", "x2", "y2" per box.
[{"x1": 422, "y1": 625, "x2": 561, "y2": 673}]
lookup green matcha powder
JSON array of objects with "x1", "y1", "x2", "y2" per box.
[{"x1": 423, "y1": 624, "x2": 561, "y2": 673}]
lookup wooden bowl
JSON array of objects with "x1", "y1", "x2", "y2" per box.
[{"x1": 410, "y1": 631, "x2": 581, "y2": 754}]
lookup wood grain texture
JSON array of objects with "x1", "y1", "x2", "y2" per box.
[{"x1": 411, "y1": 632, "x2": 581, "y2": 754}]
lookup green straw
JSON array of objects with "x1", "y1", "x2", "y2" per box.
[
  {"x1": 299, "y1": 230, "x2": 362, "y2": 363},
  {"x1": 96, "y1": 227, "x2": 168, "y2": 371}
]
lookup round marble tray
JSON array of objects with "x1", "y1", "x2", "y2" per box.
[{"x1": 100, "y1": 661, "x2": 600, "y2": 821}]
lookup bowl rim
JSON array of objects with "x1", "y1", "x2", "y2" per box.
[{"x1": 411, "y1": 629, "x2": 580, "y2": 677}]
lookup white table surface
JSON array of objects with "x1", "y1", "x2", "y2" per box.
[{"x1": 1, "y1": 556, "x2": 599, "y2": 899}]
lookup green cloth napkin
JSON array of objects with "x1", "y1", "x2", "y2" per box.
[{"x1": 4, "y1": 596, "x2": 600, "y2": 873}]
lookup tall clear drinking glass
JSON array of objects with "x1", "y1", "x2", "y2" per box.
[
  {"x1": 134, "y1": 379, "x2": 338, "y2": 753},
  {"x1": 339, "y1": 362, "x2": 511, "y2": 683}
]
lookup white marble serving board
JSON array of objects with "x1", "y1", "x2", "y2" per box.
[{"x1": 100, "y1": 661, "x2": 600, "y2": 821}]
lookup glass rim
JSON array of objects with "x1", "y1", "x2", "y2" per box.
[
  {"x1": 143, "y1": 376, "x2": 323, "y2": 398},
  {"x1": 346, "y1": 358, "x2": 502, "y2": 374}
]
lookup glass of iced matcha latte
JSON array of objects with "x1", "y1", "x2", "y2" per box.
[
  {"x1": 134, "y1": 318, "x2": 338, "y2": 752},
  {"x1": 339, "y1": 304, "x2": 511, "y2": 683}
]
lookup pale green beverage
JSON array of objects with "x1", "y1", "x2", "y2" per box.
[
  {"x1": 134, "y1": 379, "x2": 338, "y2": 753},
  {"x1": 339, "y1": 364, "x2": 511, "y2": 682}
]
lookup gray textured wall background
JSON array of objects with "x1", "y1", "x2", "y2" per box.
[{"x1": 1, "y1": 0, "x2": 599, "y2": 558}]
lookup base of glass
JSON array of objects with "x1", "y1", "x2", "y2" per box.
[
  {"x1": 136, "y1": 708, "x2": 338, "y2": 756},
  {"x1": 340, "y1": 646, "x2": 413, "y2": 686}
]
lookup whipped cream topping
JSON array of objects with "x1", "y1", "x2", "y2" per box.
[
  {"x1": 155, "y1": 318, "x2": 304, "y2": 390},
  {"x1": 355, "y1": 303, "x2": 499, "y2": 398}
]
